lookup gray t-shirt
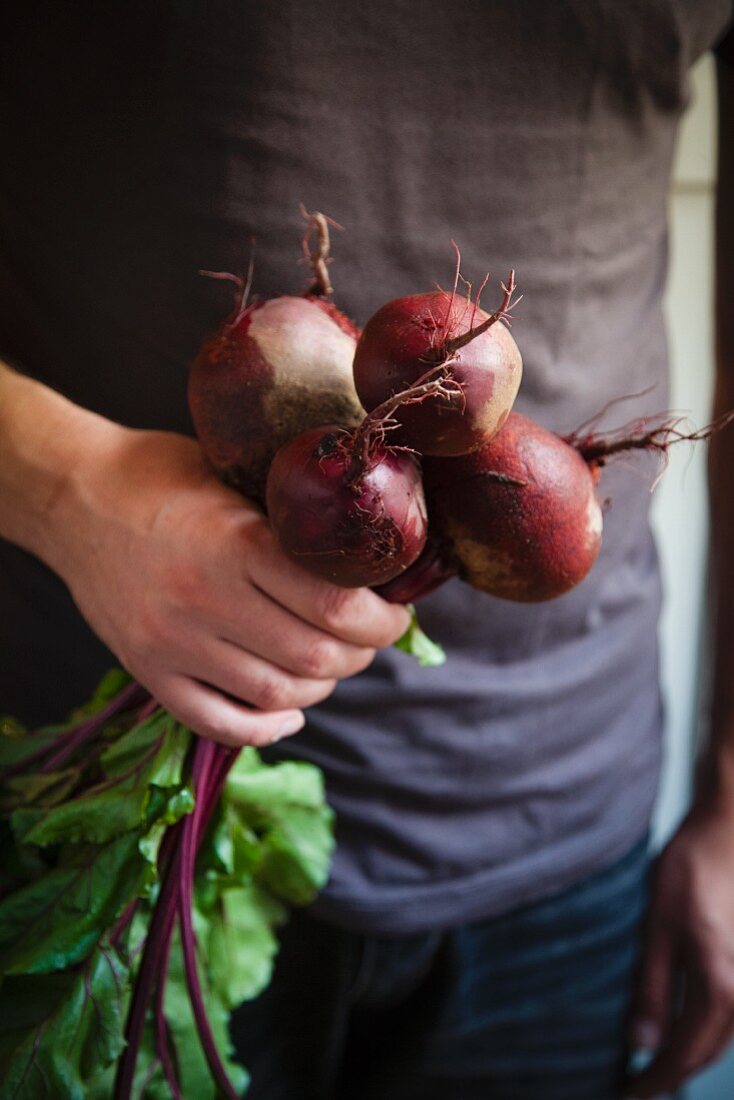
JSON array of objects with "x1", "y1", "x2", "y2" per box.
[{"x1": 1, "y1": 1, "x2": 732, "y2": 933}]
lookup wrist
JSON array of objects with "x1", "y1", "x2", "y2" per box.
[
  {"x1": 0, "y1": 365, "x2": 130, "y2": 575},
  {"x1": 41, "y1": 413, "x2": 134, "y2": 582},
  {"x1": 46, "y1": 421, "x2": 214, "y2": 593}
]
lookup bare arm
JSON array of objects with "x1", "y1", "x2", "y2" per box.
[
  {"x1": 0, "y1": 362, "x2": 409, "y2": 745},
  {"x1": 0, "y1": 362, "x2": 107, "y2": 560},
  {"x1": 626, "y1": 49, "x2": 734, "y2": 1099}
]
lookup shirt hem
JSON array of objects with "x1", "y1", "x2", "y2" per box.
[{"x1": 309, "y1": 809, "x2": 654, "y2": 936}]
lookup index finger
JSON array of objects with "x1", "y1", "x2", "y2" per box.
[{"x1": 247, "y1": 530, "x2": 411, "y2": 649}]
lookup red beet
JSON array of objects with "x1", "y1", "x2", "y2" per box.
[
  {"x1": 266, "y1": 425, "x2": 427, "y2": 588},
  {"x1": 352, "y1": 273, "x2": 522, "y2": 457},
  {"x1": 189, "y1": 294, "x2": 364, "y2": 504},
  {"x1": 425, "y1": 405, "x2": 734, "y2": 603},
  {"x1": 189, "y1": 212, "x2": 364, "y2": 503},
  {"x1": 424, "y1": 412, "x2": 604, "y2": 602}
]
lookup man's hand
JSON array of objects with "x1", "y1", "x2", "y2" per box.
[
  {"x1": 625, "y1": 803, "x2": 734, "y2": 1097},
  {"x1": 49, "y1": 425, "x2": 410, "y2": 747},
  {"x1": 0, "y1": 365, "x2": 409, "y2": 746}
]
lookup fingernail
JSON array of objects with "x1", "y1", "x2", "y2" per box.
[
  {"x1": 632, "y1": 1018, "x2": 661, "y2": 1051},
  {"x1": 276, "y1": 713, "x2": 305, "y2": 740}
]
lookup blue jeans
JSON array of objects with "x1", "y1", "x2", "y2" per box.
[{"x1": 232, "y1": 836, "x2": 650, "y2": 1099}]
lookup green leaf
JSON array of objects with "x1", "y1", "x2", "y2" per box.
[
  {"x1": 208, "y1": 808, "x2": 236, "y2": 876},
  {"x1": 147, "y1": 721, "x2": 191, "y2": 788},
  {"x1": 0, "y1": 822, "x2": 49, "y2": 899},
  {"x1": 258, "y1": 806, "x2": 334, "y2": 905},
  {"x1": 0, "y1": 943, "x2": 129, "y2": 1099},
  {"x1": 0, "y1": 769, "x2": 80, "y2": 815},
  {"x1": 11, "y1": 721, "x2": 192, "y2": 849},
  {"x1": 223, "y1": 753, "x2": 335, "y2": 905},
  {"x1": 138, "y1": 787, "x2": 195, "y2": 896},
  {"x1": 122, "y1": 906, "x2": 151, "y2": 968},
  {"x1": 0, "y1": 672, "x2": 134, "y2": 772},
  {"x1": 97, "y1": 716, "x2": 161, "y2": 778},
  {"x1": 206, "y1": 883, "x2": 285, "y2": 1009},
  {"x1": 199, "y1": 803, "x2": 262, "y2": 884},
  {"x1": 0, "y1": 715, "x2": 27, "y2": 738},
  {"x1": 85, "y1": 1032, "x2": 171, "y2": 1100},
  {"x1": 394, "y1": 604, "x2": 446, "y2": 667},
  {"x1": 230, "y1": 817, "x2": 262, "y2": 879},
  {"x1": 225, "y1": 754, "x2": 329, "y2": 820},
  {"x1": 68, "y1": 668, "x2": 133, "y2": 722},
  {"x1": 0, "y1": 726, "x2": 60, "y2": 770},
  {"x1": 0, "y1": 832, "x2": 146, "y2": 974},
  {"x1": 12, "y1": 771, "x2": 153, "y2": 847}
]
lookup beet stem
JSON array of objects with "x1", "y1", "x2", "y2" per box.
[
  {"x1": 136, "y1": 698, "x2": 159, "y2": 722},
  {"x1": 0, "y1": 681, "x2": 149, "y2": 781},
  {"x1": 199, "y1": 270, "x2": 245, "y2": 291},
  {"x1": 154, "y1": 907, "x2": 182, "y2": 1100},
  {"x1": 444, "y1": 269, "x2": 520, "y2": 355},
  {"x1": 570, "y1": 408, "x2": 734, "y2": 465},
  {"x1": 198, "y1": 745, "x2": 240, "y2": 826},
  {"x1": 200, "y1": 239, "x2": 257, "y2": 332},
  {"x1": 300, "y1": 207, "x2": 342, "y2": 298},
  {"x1": 109, "y1": 899, "x2": 138, "y2": 950},
  {"x1": 178, "y1": 740, "x2": 241, "y2": 1100},
  {"x1": 113, "y1": 822, "x2": 184, "y2": 1100},
  {"x1": 442, "y1": 240, "x2": 463, "y2": 340},
  {"x1": 350, "y1": 363, "x2": 465, "y2": 477},
  {"x1": 109, "y1": 712, "x2": 240, "y2": 1098}
]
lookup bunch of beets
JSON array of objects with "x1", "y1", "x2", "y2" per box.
[{"x1": 192, "y1": 210, "x2": 708, "y2": 606}]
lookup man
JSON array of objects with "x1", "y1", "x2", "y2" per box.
[{"x1": 1, "y1": 3, "x2": 733, "y2": 1097}]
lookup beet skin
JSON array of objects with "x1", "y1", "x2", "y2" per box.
[
  {"x1": 189, "y1": 295, "x2": 364, "y2": 503},
  {"x1": 424, "y1": 412, "x2": 603, "y2": 601},
  {"x1": 266, "y1": 426, "x2": 428, "y2": 588},
  {"x1": 353, "y1": 290, "x2": 522, "y2": 457}
]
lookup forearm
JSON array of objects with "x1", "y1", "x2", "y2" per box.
[{"x1": 0, "y1": 361, "x2": 118, "y2": 570}]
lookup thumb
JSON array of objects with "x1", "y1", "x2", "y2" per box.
[{"x1": 630, "y1": 907, "x2": 677, "y2": 1052}]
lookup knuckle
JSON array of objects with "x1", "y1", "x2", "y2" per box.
[
  {"x1": 300, "y1": 637, "x2": 341, "y2": 678},
  {"x1": 164, "y1": 561, "x2": 209, "y2": 612},
  {"x1": 240, "y1": 513, "x2": 272, "y2": 560},
  {"x1": 126, "y1": 604, "x2": 166, "y2": 663},
  {"x1": 250, "y1": 672, "x2": 290, "y2": 712},
  {"x1": 318, "y1": 585, "x2": 357, "y2": 635}
]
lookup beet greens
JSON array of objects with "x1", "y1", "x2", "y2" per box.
[{"x1": 0, "y1": 670, "x2": 334, "y2": 1098}]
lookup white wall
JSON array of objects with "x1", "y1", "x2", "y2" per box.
[
  {"x1": 649, "y1": 54, "x2": 731, "y2": 1100},
  {"x1": 652, "y1": 55, "x2": 716, "y2": 845}
]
